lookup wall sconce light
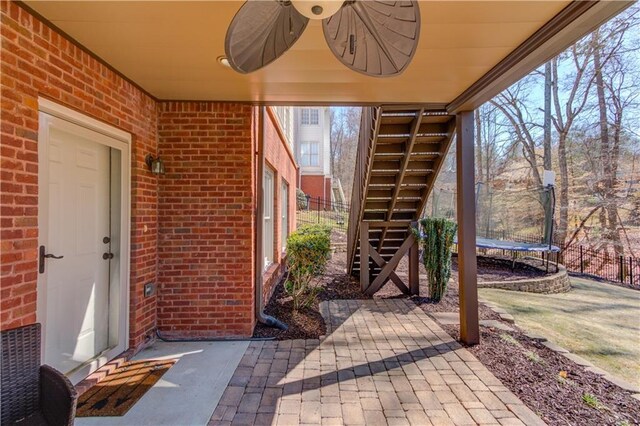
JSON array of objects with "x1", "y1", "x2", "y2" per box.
[{"x1": 145, "y1": 154, "x2": 166, "y2": 175}]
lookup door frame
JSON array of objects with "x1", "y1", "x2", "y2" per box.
[{"x1": 37, "y1": 98, "x2": 132, "y2": 384}]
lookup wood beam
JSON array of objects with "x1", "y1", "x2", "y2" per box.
[
  {"x1": 409, "y1": 222, "x2": 419, "y2": 295},
  {"x1": 415, "y1": 118, "x2": 456, "y2": 217},
  {"x1": 456, "y1": 111, "x2": 479, "y2": 345},
  {"x1": 369, "y1": 245, "x2": 410, "y2": 295},
  {"x1": 380, "y1": 109, "x2": 424, "y2": 249},
  {"x1": 365, "y1": 234, "x2": 416, "y2": 296},
  {"x1": 360, "y1": 221, "x2": 370, "y2": 292}
]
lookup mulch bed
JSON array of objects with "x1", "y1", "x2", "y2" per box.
[
  {"x1": 442, "y1": 325, "x2": 640, "y2": 425},
  {"x1": 413, "y1": 258, "x2": 640, "y2": 424},
  {"x1": 253, "y1": 230, "x2": 639, "y2": 424},
  {"x1": 253, "y1": 231, "x2": 364, "y2": 340}
]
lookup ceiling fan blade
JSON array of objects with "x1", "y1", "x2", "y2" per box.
[
  {"x1": 225, "y1": 0, "x2": 309, "y2": 73},
  {"x1": 322, "y1": 0, "x2": 420, "y2": 77}
]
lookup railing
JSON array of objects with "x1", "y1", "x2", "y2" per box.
[
  {"x1": 346, "y1": 107, "x2": 378, "y2": 274},
  {"x1": 560, "y1": 245, "x2": 638, "y2": 287},
  {"x1": 455, "y1": 228, "x2": 639, "y2": 287},
  {"x1": 297, "y1": 196, "x2": 350, "y2": 231}
]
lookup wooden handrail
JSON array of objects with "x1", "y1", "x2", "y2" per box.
[{"x1": 347, "y1": 107, "x2": 379, "y2": 274}]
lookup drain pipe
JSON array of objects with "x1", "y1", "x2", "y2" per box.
[{"x1": 255, "y1": 106, "x2": 288, "y2": 331}]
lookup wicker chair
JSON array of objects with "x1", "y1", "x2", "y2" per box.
[{"x1": 1, "y1": 323, "x2": 77, "y2": 425}]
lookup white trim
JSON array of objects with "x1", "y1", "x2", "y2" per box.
[
  {"x1": 38, "y1": 97, "x2": 131, "y2": 144},
  {"x1": 37, "y1": 100, "x2": 131, "y2": 384}
]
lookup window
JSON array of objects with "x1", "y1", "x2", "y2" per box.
[
  {"x1": 281, "y1": 180, "x2": 289, "y2": 252},
  {"x1": 301, "y1": 108, "x2": 319, "y2": 125},
  {"x1": 263, "y1": 168, "x2": 274, "y2": 269},
  {"x1": 274, "y1": 107, "x2": 293, "y2": 147},
  {"x1": 300, "y1": 141, "x2": 319, "y2": 167}
]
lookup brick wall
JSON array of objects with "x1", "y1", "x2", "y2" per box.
[
  {"x1": 0, "y1": 2, "x2": 158, "y2": 348},
  {"x1": 262, "y1": 108, "x2": 298, "y2": 304},
  {"x1": 1, "y1": 3, "x2": 297, "y2": 348},
  {"x1": 300, "y1": 175, "x2": 332, "y2": 201},
  {"x1": 157, "y1": 102, "x2": 256, "y2": 338}
]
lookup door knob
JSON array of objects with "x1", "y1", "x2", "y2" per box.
[
  {"x1": 39, "y1": 245, "x2": 64, "y2": 274},
  {"x1": 103, "y1": 252, "x2": 114, "y2": 260}
]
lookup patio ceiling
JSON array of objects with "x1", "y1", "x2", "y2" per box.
[{"x1": 24, "y1": 1, "x2": 629, "y2": 108}]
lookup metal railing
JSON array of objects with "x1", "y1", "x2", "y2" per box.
[
  {"x1": 560, "y1": 245, "x2": 638, "y2": 287},
  {"x1": 297, "y1": 196, "x2": 350, "y2": 231}
]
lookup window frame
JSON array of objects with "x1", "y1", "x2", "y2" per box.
[
  {"x1": 281, "y1": 180, "x2": 289, "y2": 252},
  {"x1": 300, "y1": 141, "x2": 320, "y2": 167},
  {"x1": 301, "y1": 108, "x2": 319, "y2": 126},
  {"x1": 263, "y1": 167, "x2": 275, "y2": 270}
]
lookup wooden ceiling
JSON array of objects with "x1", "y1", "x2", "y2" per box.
[{"x1": 23, "y1": 1, "x2": 628, "y2": 106}]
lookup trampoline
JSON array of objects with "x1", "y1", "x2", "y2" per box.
[
  {"x1": 474, "y1": 237, "x2": 560, "y2": 253},
  {"x1": 453, "y1": 179, "x2": 561, "y2": 272}
]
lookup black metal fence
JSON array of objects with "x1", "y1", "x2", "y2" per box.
[
  {"x1": 560, "y1": 245, "x2": 638, "y2": 287},
  {"x1": 472, "y1": 228, "x2": 638, "y2": 287},
  {"x1": 297, "y1": 196, "x2": 349, "y2": 231}
]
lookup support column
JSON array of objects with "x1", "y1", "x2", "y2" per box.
[
  {"x1": 409, "y1": 221, "x2": 420, "y2": 295},
  {"x1": 360, "y1": 222, "x2": 370, "y2": 292},
  {"x1": 456, "y1": 111, "x2": 479, "y2": 345}
]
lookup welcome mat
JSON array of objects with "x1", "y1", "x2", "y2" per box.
[{"x1": 77, "y1": 359, "x2": 177, "y2": 417}]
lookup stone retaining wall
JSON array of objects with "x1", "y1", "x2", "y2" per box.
[{"x1": 479, "y1": 265, "x2": 571, "y2": 294}]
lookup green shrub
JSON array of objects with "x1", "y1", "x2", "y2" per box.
[
  {"x1": 416, "y1": 217, "x2": 458, "y2": 302},
  {"x1": 582, "y1": 393, "x2": 603, "y2": 410},
  {"x1": 285, "y1": 225, "x2": 331, "y2": 310},
  {"x1": 296, "y1": 189, "x2": 308, "y2": 210}
]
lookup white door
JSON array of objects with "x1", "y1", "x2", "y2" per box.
[{"x1": 40, "y1": 117, "x2": 112, "y2": 375}]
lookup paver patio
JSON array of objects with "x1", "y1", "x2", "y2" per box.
[{"x1": 209, "y1": 300, "x2": 544, "y2": 426}]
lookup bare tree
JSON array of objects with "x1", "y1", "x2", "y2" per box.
[
  {"x1": 550, "y1": 41, "x2": 595, "y2": 247},
  {"x1": 588, "y1": 11, "x2": 640, "y2": 255},
  {"x1": 330, "y1": 107, "x2": 361, "y2": 200}
]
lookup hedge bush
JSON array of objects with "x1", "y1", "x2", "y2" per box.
[
  {"x1": 296, "y1": 189, "x2": 308, "y2": 210},
  {"x1": 285, "y1": 225, "x2": 331, "y2": 310},
  {"x1": 417, "y1": 218, "x2": 458, "y2": 302}
]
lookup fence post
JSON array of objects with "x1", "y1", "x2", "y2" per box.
[
  {"x1": 579, "y1": 246, "x2": 584, "y2": 274},
  {"x1": 316, "y1": 197, "x2": 320, "y2": 224},
  {"x1": 619, "y1": 255, "x2": 624, "y2": 283},
  {"x1": 630, "y1": 257, "x2": 633, "y2": 286}
]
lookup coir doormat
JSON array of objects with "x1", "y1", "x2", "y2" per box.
[{"x1": 77, "y1": 359, "x2": 177, "y2": 417}]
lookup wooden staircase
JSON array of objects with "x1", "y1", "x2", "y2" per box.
[{"x1": 347, "y1": 106, "x2": 456, "y2": 295}]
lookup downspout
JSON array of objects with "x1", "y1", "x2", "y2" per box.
[{"x1": 255, "y1": 106, "x2": 288, "y2": 331}]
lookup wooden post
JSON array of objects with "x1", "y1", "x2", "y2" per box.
[
  {"x1": 409, "y1": 221, "x2": 419, "y2": 295},
  {"x1": 456, "y1": 111, "x2": 479, "y2": 345},
  {"x1": 360, "y1": 222, "x2": 370, "y2": 292}
]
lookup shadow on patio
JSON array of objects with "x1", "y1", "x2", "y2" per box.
[{"x1": 210, "y1": 299, "x2": 542, "y2": 426}]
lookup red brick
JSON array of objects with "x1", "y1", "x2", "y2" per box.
[{"x1": 1, "y1": 2, "x2": 158, "y2": 351}]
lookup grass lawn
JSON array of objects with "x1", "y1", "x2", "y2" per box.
[{"x1": 479, "y1": 277, "x2": 640, "y2": 386}]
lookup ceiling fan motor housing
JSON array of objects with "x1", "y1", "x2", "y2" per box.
[{"x1": 291, "y1": 0, "x2": 344, "y2": 20}]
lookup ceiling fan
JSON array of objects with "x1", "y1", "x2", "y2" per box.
[{"x1": 224, "y1": 0, "x2": 420, "y2": 77}]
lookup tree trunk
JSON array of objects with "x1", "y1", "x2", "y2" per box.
[
  {"x1": 543, "y1": 62, "x2": 553, "y2": 171},
  {"x1": 556, "y1": 130, "x2": 570, "y2": 247},
  {"x1": 593, "y1": 35, "x2": 623, "y2": 256},
  {"x1": 474, "y1": 109, "x2": 483, "y2": 184}
]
